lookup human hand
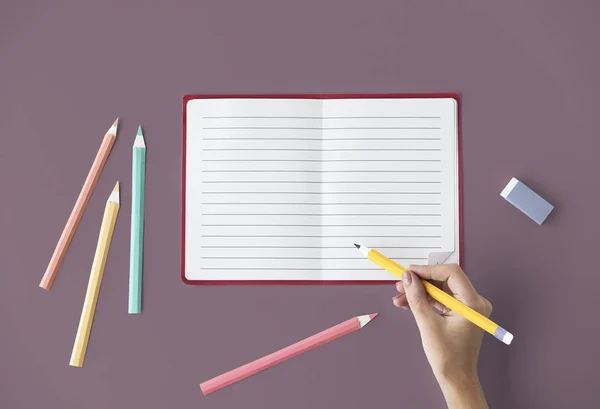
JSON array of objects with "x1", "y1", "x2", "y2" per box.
[{"x1": 393, "y1": 264, "x2": 491, "y2": 409}]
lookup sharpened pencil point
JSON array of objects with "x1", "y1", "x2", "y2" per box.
[
  {"x1": 354, "y1": 243, "x2": 369, "y2": 257},
  {"x1": 108, "y1": 182, "x2": 120, "y2": 203},
  {"x1": 369, "y1": 313, "x2": 378, "y2": 319},
  {"x1": 357, "y1": 313, "x2": 377, "y2": 327},
  {"x1": 134, "y1": 126, "x2": 146, "y2": 148},
  {"x1": 107, "y1": 118, "x2": 119, "y2": 136}
]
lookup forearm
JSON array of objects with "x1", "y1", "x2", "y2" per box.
[{"x1": 438, "y1": 373, "x2": 489, "y2": 409}]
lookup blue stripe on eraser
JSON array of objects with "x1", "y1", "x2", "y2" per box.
[
  {"x1": 493, "y1": 326, "x2": 514, "y2": 345},
  {"x1": 501, "y1": 178, "x2": 554, "y2": 225}
]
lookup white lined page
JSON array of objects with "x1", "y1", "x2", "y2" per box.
[
  {"x1": 318, "y1": 98, "x2": 456, "y2": 280},
  {"x1": 185, "y1": 98, "x2": 458, "y2": 281}
]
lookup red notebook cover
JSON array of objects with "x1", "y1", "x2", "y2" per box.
[{"x1": 182, "y1": 93, "x2": 462, "y2": 285}]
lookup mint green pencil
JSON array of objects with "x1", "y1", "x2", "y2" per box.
[{"x1": 129, "y1": 126, "x2": 146, "y2": 314}]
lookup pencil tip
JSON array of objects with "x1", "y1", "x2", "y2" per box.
[
  {"x1": 369, "y1": 313, "x2": 378, "y2": 319},
  {"x1": 353, "y1": 243, "x2": 360, "y2": 249},
  {"x1": 134, "y1": 126, "x2": 146, "y2": 147},
  {"x1": 358, "y1": 313, "x2": 377, "y2": 327},
  {"x1": 107, "y1": 118, "x2": 119, "y2": 136},
  {"x1": 108, "y1": 182, "x2": 120, "y2": 203}
]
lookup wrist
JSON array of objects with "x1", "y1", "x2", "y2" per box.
[
  {"x1": 436, "y1": 367, "x2": 479, "y2": 390},
  {"x1": 433, "y1": 361, "x2": 478, "y2": 387},
  {"x1": 437, "y1": 372, "x2": 488, "y2": 409}
]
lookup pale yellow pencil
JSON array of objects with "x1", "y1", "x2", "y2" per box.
[{"x1": 70, "y1": 182, "x2": 120, "y2": 367}]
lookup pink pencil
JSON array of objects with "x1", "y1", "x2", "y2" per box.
[
  {"x1": 40, "y1": 119, "x2": 119, "y2": 290},
  {"x1": 200, "y1": 313, "x2": 378, "y2": 395}
]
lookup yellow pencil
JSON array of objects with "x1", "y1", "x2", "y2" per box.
[
  {"x1": 70, "y1": 182, "x2": 120, "y2": 367},
  {"x1": 354, "y1": 243, "x2": 513, "y2": 345}
]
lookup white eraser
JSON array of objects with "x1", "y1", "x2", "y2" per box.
[{"x1": 501, "y1": 178, "x2": 554, "y2": 225}]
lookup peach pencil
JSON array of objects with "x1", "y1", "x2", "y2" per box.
[{"x1": 40, "y1": 119, "x2": 119, "y2": 290}]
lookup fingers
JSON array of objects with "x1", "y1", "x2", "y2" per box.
[
  {"x1": 393, "y1": 282, "x2": 408, "y2": 309},
  {"x1": 480, "y1": 296, "x2": 493, "y2": 317},
  {"x1": 402, "y1": 271, "x2": 438, "y2": 326},
  {"x1": 393, "y1": 291, "x2": 448, "y2": 314},
  {"x1": 409, "y1": 264, "x2": 481, "y2": 306},
  {"x1": 396, "y1": 281, "x2": 449, "y2": 314},
  {"x1": 395, "y1": 281, "x2": 405, "y2": 293},
  {"x1": 392, "y1": 293, "x2": 409, "y2": 309}
]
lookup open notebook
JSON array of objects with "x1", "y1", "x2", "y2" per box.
[{"x1": 182, "y1": 94, "x2": 461, "y2": 283}]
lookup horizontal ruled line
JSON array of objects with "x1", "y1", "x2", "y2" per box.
[
  {"x1": 202, "y1": 213, "x2": 442, "y2": 216},
  {"x1": 202, "y1": 159, "x2": 441, "y2": 162},
  {"x1": 201, "y1": 257, "x2": 428, "y2": 260},
  {"x1": 204, "y1": 127, "x2": 440, "y2": 130},
  {"x1": 201, "y1": 170, "x2": 442, "y2": 173},
  {"x1": 205, "y1": 138, "x2": 320, "y2": 141},
  {"x1": 201, "y1": 181, "x2": 441, "y2": 184},
  {"x1": 201, "y1": 235, "x2": 441, "y2": 238},
  {"x1": 201, "y1": 203, "x2": 441, "y2": 205},
  {"x1": 202, "y1": 137, "x2": 442, "y2": 141},
  {"x1": 203, "y1": 116, "x2": 441, "y2": 119},
  {"x1": 199, "y1": 268, "x2": 401, "y2": 271},
  {"x1": 202, "y1": 148, "x2": 441, "y2": 152},
  {"x1": 202, "y1": 224, "x2": 441, "y2": 227},
  {"x1": 200, "y1": 246, "x2": 442, "y2": 249},
  {"x1": 202, "y1": 192, "x2": 441, "y2": 195}
]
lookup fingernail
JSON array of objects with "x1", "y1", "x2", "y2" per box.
[
  {"x1": 395, "y1": 281, "x2": 402, "y2": 291},
  {"x1": 402, "y1": 271, "x2": 412, "y2": 285}
]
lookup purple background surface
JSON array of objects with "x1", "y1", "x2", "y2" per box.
[{"x1": 1, "y1": 1, "x2": 599, "y2": 408}]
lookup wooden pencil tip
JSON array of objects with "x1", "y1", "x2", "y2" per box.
[
  {"x1": 134, "y1": 126, "x2": 146, "y2": 148},
  {"x1": 357, "y1": 313, "x2": 377, "y2": 328},
  {"x1": 369, "y1": 313, "x2": 378, "y2": 319},
  {"x1": 108, "y1": 182, "x2": 120, "y2": 203},
  {"x1": 107, "y1": 118, "x2": 119, "y2": 136}
]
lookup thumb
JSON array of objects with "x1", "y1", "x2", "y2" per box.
[{"x1": 402, "y1": 271, "x2": 437, "y2": 326}]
